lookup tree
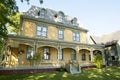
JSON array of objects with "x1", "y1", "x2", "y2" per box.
[
  {"x1": 0, "y1": 0, "x2": 30, "y2": 53},
  {"x1": 7, "y1": 12, "x2": 22, "y2": 34}
]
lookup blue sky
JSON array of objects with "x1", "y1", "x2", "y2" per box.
[{"x1": 17, "y1": 0, "x2": 120, "y2": 36}]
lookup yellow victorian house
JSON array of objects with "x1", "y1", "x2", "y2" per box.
[{"x1": 6, "y1": 5, "x2": 104, "y2": 68}]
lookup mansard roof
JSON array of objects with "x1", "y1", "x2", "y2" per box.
[{"x1": 23, "y1": 5, "x2": 88, "y2": 32}]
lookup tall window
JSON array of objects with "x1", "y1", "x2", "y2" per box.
[
  {"x1": 73, "y1": 32, "x2": 80, "y2": 41},
  {"x1": 27, "y1": 46, "x2": 34, "y2": 59},
  {"x1": 36, "y1": 25, "x2": 47, "y2": 37},
  {"x1": 58, "y1": 29, "x2": 64, "y2": 39},
  {"x1": 82, "y1": 50, "x2": 86, "y2": 61},
  {"x1": 71, "y1": 49, "x2": 76, "y2": 60},
  {"x1": 43, "y1": 47, "x2": 50, "y2": 60},
  {"x1": 40, "y1": 9, "x2": 45, "y2": 18},
  {"x1": 89, "y1": 53, "x2": 91, "y2": 61},
  {"x1": 58, "y1": 49, "x2": 63, "y2": 60}
]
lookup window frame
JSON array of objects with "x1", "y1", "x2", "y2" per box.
[
  {"x1": 36, "y1": 25, "x2": 47, "y2": 37},
  {"x1": 73, "y1": 32, "x2": 80, "y2": 41},
  {"x1": 58, "y1": 29, "x2": 64, "y2": 39},
  {"x1": 58, "y1": 49, "x2": 63, "y2": 60}
]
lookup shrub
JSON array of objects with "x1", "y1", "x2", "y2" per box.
[{"x1": 93, "y1": 54, "x2": 103, "y2": 69}]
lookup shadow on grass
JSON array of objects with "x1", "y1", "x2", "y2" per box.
[{"x1": 0, "y1": 67, "x2": 120, "y2": 80}]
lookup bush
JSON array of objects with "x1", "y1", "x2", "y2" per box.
[{"x1": 93, "y1": 54, "x2": 103, "y2": 69}]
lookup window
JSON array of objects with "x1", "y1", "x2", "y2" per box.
[
  {"x1": 58, "y1": 29, "x2": 64, "y2": 39},
  {"x1": 71, "y1": 18, "x2": 77, "y2": 26},
  {"x1": 73, "y1": 32, "x2": 80, "y2": 41},
  {"x1": 43, "y1": 47, "x2": 50, "y2": 60},
  {"x1": 36, "y1": 25, "x2": 47, "y2": 37},
  {"x1": 89, "y1": 53, "x2": 91, "y2": 61},
  {"x1": 40, "y1": 9, "x2": 45, "y2": 18},
  {"x1": 58, "y1": 13, "x2": 63, "y2": 22},
  {"x1": 27, "y1": 46, "x2": 34, "y2": 59},
  {"x1": 111, "y1": 56, "x2": 115, "y2": 60},
  {"x1": 71, "y1": 49, "x2": 76, "y2": 60},
  {"x1": 58, "y1": 49, "x2": 63, "y2": 60},
  {"x1": 82, "y1": 50, "x2": 86, "y2": 61}
]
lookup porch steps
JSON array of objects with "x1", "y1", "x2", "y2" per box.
[
  {"x1": 65, "y1": 62, "x2": 81, "y2": 74},
  {"x1": 70, "y1": 64, "x2": 81, "y2": 74}
]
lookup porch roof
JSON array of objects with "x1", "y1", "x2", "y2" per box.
[{"x1": 8, "y1": 34, "x2": 104, "y2": 48}]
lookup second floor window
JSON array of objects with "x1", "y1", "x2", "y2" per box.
[
  {"x1": 58, "y1": 29, "x2": 64, "y2": 39},
  {"x1": 73, "y1": 32, "x2": 80, "y2": 41},
  {"x1": 36, "y1": 25, "x2": 47, "y2": 37}
]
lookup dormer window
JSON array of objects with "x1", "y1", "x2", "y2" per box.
[
  {"x1": 58, "y1": 11, "x2": 64, "y2": 22},
  {"x1": 71, "y1": 18, "x2": 78, "y2": 26},
  {"x1": 38, "y1": 9, "x2": 45, "y2": 19}
]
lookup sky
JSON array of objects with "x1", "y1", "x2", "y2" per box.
[{"x1": 17, "y1": 0, "x2": 120, "y2": 36}]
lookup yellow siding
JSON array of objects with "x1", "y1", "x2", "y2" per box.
[
  {"x1": 50, "y1": 48, "x2": 57, "y2": 61},
  {"x1": 63, "y1": 48, "x2": 71, "y2": 61},
  {"x1": 48, "y1": 26, "x2": 58, "y2": 40},
  {"x1": 64, "y1": 29, "x2": 72, "y2": 41},
  {"x1": 22, "y1": 20, "x2": 88, "y2": 43},
  {"x1": 80, "y1": 32, "x2": 87, "y2": 43},
  {"x1": 23, "y1": 20, "x2": 36, "y2": 37}
]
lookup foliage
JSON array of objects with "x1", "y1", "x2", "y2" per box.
[
  {"x1": 27, "y1": 52, "x2": 41, "y2": 66},
  {"x1": 0, "y1": 0, "x2": 29, "y2": 59},
  {"x1": 7, "y1": 13, "x2": 22, "y2": 34},
  {"x1": 0, "y1": 67, "x2": 120, "y2": 80},
  {"x1": 93, "y1": 54, "x2": 103, "y2": 69}
]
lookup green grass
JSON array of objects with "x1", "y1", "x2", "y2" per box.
[{"x1": 0, "y1": 67, "x2": 120, "y2": 80}]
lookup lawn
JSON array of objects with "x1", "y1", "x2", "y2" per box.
[{"x1": 0, "y1": 67, "x2": 120, "y2": 80}]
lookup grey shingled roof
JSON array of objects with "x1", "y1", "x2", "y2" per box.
[{"x1": 23, "y1": 5, "x2": 87, "y2": 30}]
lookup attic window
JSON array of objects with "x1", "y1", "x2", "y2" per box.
[
  {"x1": 58, "y1": 13, "x2": 63, "y2": 22},
  {"x1": 38, "y1": 9, "x2": 45, "y2": 18},
  {"x1": 71, "y1": 18, "x2": 77, "y2": 26}
]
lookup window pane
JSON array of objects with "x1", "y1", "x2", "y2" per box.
[
  {"x1": 43, "y1": 27, "x2": 47, "y2": 31},
  {"x1": 37, "y1": 26, "x2": 42, "y2": 31},
  {"x1": 37, "y1": 31, "x2": 41, "y2": 36}
]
